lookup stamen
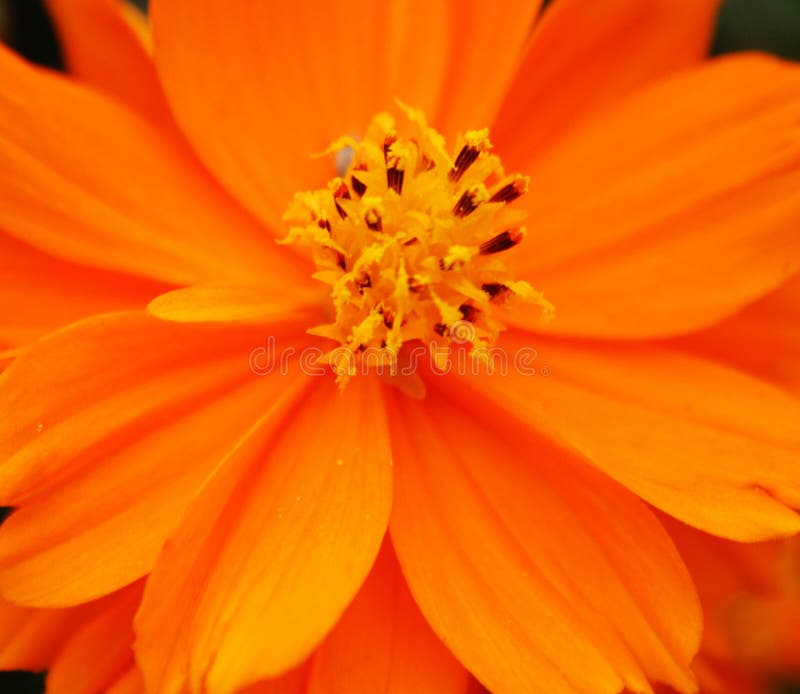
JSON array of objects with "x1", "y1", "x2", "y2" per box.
[
  {"x1": 351, "y1": 175, "x2": 367, "y2": 198},
  {"x1": 490, "y1": 175, "x2": 529, "y2": 203},
  {"x1": 459, "y1": 304, "x2": 480, "y2": 322},
  {"x1": 365, "y1": 207, "x2": 382, "y2": 231},
  {"x1": 480, "y1": 228, "x2": 525, "y2": 255},
  {"x1": 331, "y1": 179, "x2": 351, "y2": 219},
  {"x1": 387, "y1": 166, "x2": 404, "y2": 195},
  {"x1": 449, "y1": 129, "x2": 491, "y2": 182},
  {"x1": 282, "y1": 108, "x2": 552, "y2": 387},
  {"x1": 482, "y1": 282, "x2": 508, "y2": 299},
  {"x1": 355, "y1": 273, "x2": 372, "y2": 293},
  {"x1": 453, "y1": 184, "x2": 489, "y2": 218}
]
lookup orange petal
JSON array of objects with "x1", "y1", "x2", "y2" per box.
[
  {"x1": 684, "y1": 274, "x2": 800, "y2": 395},
  {"x1": 509, "y1": 55, "x2": 800, "y2": 338},
  {"x1": 238, "y1": 664, "x2": 310, "y2": 694},
  {"x1": 135, "y1": 376, "x2": 393, "y2": 694},
  {"x1": 0, "y1": 598, "x2": 95, "y2": 671},
  {"x1": 0, "y1": 231, "x2": 165, "y2": 351},
  {"x1": 493, "y1": 0, "x2": 722, "y2": 161},
  {"x1": 445, "y1": 332, "x2": 800, "y2": 541},
  {"x1": 106, "y1": 668, "x2": 146, "y2": 694},
  {"x1": 0, "y1": 313, "x2": 311, "y2": 606},
  {"x1": 434, "y1": 0, "x2": 541, "y2": 139},
  {"x1": 47, "y1": 582, "x2": 142, "y2": 694},
  {"x1": 663, "y1": 518, "x2": 781, "y2": 663},
  {"x1": 148, "y1": 283, "x2": 323, "y2": 324},
  {"x1": 388, "y1": 389, "x2": 701, "y2": 694},
  {"x1": 308, "y1": 539, "x2": 469, "y2": 694},
  {"x1": 45, "y1": 0, "x2": 172, "y2": 123},
  {"x1": 0, "y1": 43, "x2": 304, "y2": 287},
  {"x1": 150, "y1": 0, "x2": 452, "y2": 229}
]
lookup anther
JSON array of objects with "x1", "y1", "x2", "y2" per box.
[
  {"x1": 365, "y1": 207, "x2": 383, "y2": 231},
  {"x1": 419, "y1": 154, "x2": 435, "y2": 172},
  {"x1": 332, "y1": 180, "x2": 351, "y2": 219},
  {"x1": 386, "y1": 142, "x2": 412, "y2": 195},
  {"x1": 480, "y1": 228, "x2": 525, "y2": 255},
  {"x1": 383, "y1": 134, "x2": 398, "y2": 158},
  {"x1": 459, "y1": 304, "x2": 480, "y2": 322},
  {"x1": 449, "y1": 129, "x2": 490, "y2": 183},
  {"x1": 490, "y1": 175, "x2": 529, "y2": 204},
  {"x1": 408, "y1": 276, "x2": 426, "y2": 293},
  {"x1": 355, "y1": 273, "x2": 372, "y2": 294},
  {"x1": 453, "y1": 184, "x2": 489, "y2": 218},
  {"x1": 387, "y1": 165, "x2": 404, "y2": 195},
  {"x1": 482, "y1": 282, "x2": 509, "y2": 300},
  {"x1": 449, "y1": 145, "x2": 480, "y2": 183},
  {"x1": 351, "y1": 175, "x2": 367, "y2": 198}
]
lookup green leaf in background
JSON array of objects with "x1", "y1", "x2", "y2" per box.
[{"x1": 712, "y1": 0, "x2": 800, "y2": 61}]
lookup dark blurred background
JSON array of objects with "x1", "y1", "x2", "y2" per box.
[{"x1": 0, "y1": 0, "x2": 798, "y2": 692}]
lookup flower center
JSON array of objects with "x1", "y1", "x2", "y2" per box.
[{"x1": 282, "y1": 105, "x2": 552, "y2": 386}]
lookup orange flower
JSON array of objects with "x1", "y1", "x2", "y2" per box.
[{"x1": 1, "y1": 1, "x2": 800, "y2": 693}]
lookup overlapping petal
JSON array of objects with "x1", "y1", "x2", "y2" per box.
[
  {"x1": 308, "y1": 539, "x2": 469, "y2": 694},
  {"x1": 151, "y1": 0, "x2": 448, "y2": 230},
  {"x1": 136, "y1": 376, "x2": 393, "y2": 694},
  {"x1": 433, "y1": 0, "x2": 542, "y2": 139},
  {"x1": 0, "y1": 43, "x2": 305, "y2": 288},
  {"x1": 389, "y1": 389, "x2": 700, "y2": 694},
  {"x1": 147, "y1": 284, "x2": 323, "y2": 324},
  {"x1": 45, "y1": 0, "x2": 172, "y2": 122},
  {"x1": 494, "y1": 0, "x2": 723, "y2": 161},
  {"x1": 107, "y1": 668, "x2": 146, "y2": 694},
  {"x1": 0, "y1": 232, "x2": 165, "y2": 351},
  {"x1": 0, "y1": 313, "x2": 310, "y2": 605},
  {"x1": 47, "y1": 582, "x2": 142, "y2": 694},
  {"x1": 239, "y1": 666, "x2": 310, "y2": 694},
  {"x1": 685, "y1": 274, "x2": 800, "y2": 394},
  {"x1": 508, "y1": 55, "x2": 800, "y2": 338},
  {"x1": 151, "y1": 0, "x2": 541, "y2": 230},
  {"x1": 445, "y1": 333, "x2": 800, "y2": 540},
  {"x1": 0, "y1": 597, "x2": 96, "y2": 671}
]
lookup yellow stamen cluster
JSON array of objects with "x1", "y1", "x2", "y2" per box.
[{"x1": 282, "y1": 105, "x2": 553, "y2": 383}]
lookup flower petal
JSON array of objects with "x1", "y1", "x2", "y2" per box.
[
  {"x1": 684, "y1": 274, "x2": 800, "y2": 395},
  {"x1": 0, "y1": 232, "x2": 165, "y2": 351},
  {"x1": 45, "y1": 0, "x2": 172, "y2": 122},
  {"x1": 308, "y1": 539, "x2": 469, "y2": 694},
  {"x1": 147, "y1": 283, "x2": 323, "y2": 324},
  {"x1": 106, "y1": 668, "x2": 146, "y2": 694},
  {"x1": 47, "y1": 582, "x2": 142, "y2": 694},
  {"x1": 0, "y1": 598, "x2": 94, "y2": 671},
  {"x1": 151, "y1": 0, "x2": 452, "y2": 229},
  {"x1": 445, "y1": 333, "x2": 800, "y2": 541},
  {"x1": 510, "y1": 55, "x2": 800, "y2": 338},
  {"x1": 0, "y1": 313, "x2": 310, "y2": 605},
  {"x1": 434, "y1": 0, "x2": 541, "y2": 139},
  {"x1": 239, "y1": 665, "x2": 310, "y2": 694},
  {"x1": 494, "y1": 0, "x2": 722, "y2": 161},
  {"x1": 0, "y1": 44, "x2": 303, "y2": 287},
  {"x1": 388, "y1": 389, "x2": 701, "y2": 694},
  {"x1": 135, "y1": 376, "x2": 393, "y2": 694},
  {"x1": 663, "y1": 517, "x2": 780, "y2": 664}
]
